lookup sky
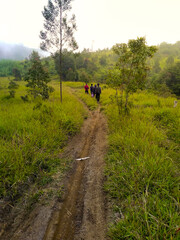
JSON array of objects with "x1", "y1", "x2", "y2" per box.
[{"x1": 0, "y1": 0, "x2": 180, "y2": 51}]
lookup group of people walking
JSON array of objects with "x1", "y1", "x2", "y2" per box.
[{"x1": 84, "y1": 83, "x2": 101, "y2": 103}]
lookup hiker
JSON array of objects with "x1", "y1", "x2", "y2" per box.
[
  {"x1": 84, "y1": 83, "x2": 89, "y2": 94},
  {"x1": 95, "y1": 83, "x2": 101, "y2": 103},
  {"x1": 94, "y1": 84, "x2": 97, "y2": 97},
  {"x1": 90, "y1": 84, "x2": 94, "y2": 97}
]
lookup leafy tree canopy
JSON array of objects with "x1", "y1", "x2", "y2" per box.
[
  {"x1": 158, "y1": 62, "x2": 180, "y2": 96},
  {"x1": 25, "y1": 51, "x2": 51, "y2": 100},
  {"x1": 110, "y1": 37, "x2": 157, "y2": 93},
  {"x1": 107, "y1": 37, "x2": 157, "y2": 113}
]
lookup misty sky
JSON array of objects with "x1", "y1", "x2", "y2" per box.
[{"x1": 0, "y1": 0, "x2": 180, "y2": 51}]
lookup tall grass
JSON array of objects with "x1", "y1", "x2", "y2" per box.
[
  {"x1": 45, "y1": 83, "x2": 179, "y2": 239},
  {"x1": 63, "y1": 82, "x2": 99, "y2": 110},
  {"x1": 102, "y1": 91, "x2": 180, "y2": 239},
  {"x1": 0, "y1": 78, "x2": 87, "y2": 200}
]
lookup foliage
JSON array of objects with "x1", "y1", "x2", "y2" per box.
[
  {"x1": 40, "y1": 0, "x2": 78, "y2": 102},
  {"x1": 78, "y1": 69, "x2": 92, "y2": 83},
  {"x1": 107, "y1": 37, "x2": 157, "y2": 113},
  {"x1": 12, "y1": 68, "x2": 22, "y2": 81},
  {"x1": 54, "y1": 50, "x2": 78, "y2": 81},
  {"x1": 24, "y1": 51, "x2": 51, "y2": 100},
  {"x1": 40, "y1": 0, "x2": 78, "y2": 53},
  {"x1": 8, "y1": 80, "x2": 19, "y2": 98},
  {"x1": 147, "y1": 41, "x2": 180, "y2": 94},
  {"x1": 157, "y1": 62, "x2": 180, "y2": 96},
  {"x1": 0, "y1": 60, "x2": 23, "y2": 77},
  {"x1": 75, "y1": 49, "x2": 117, "y2": 83},
  {"x1": 1, "y1": 40, "x2": 180, "y2": 97}
]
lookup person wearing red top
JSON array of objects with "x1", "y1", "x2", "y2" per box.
[{"x1": 84, "y1": 83, "x2": 89, "y2": 94}]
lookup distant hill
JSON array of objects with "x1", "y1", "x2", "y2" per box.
[{"x1": 0, "y1": 42, "x2": 48, "y2": 60}]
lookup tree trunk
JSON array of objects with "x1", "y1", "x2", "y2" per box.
[
  {"x1": 59, "y1": 5, "x2": 63, "y2": 103},
  {"x1": 115, "y1": 88, "x2": 121, "y2": 115},
  {"x1": 120, "y1": 86, "x2": 123, "y2": 113},
  {"x1": 125, "y1": 91, "x2": 129, "y2": 113}
]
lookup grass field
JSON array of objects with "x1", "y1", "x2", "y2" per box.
[
  {"x1": 65, "y1": 82, "x2": 180, "y2": 239},
  {"x1": 101, "y1": 89, "x2": 180, "y2": 239},
  {"x1": 0, "y1": 78, "x2": 87, "y2": 200},
  {"x1": 0, "y1": 78, "x2": 179, "y2": 239}
]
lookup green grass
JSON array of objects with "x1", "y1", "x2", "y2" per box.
[
  {"x1": 64, "y1": 82, "x2": 99, "y2": 110},
  {"x1": 64, "y1": 81, "x2": 85, "y2": 89},
  {"x1": 102, "y1": 91, "x2": 180, "y2": 239},
  {"x1": 1, "y1": 78, "x2": 179, "y2": 239},
  {"x1": 62, "y1": 82, "x2": 180, "y2": 238},
  {"x1": 0, "y1": 78, "x2": 87, "y2": 200},
  {"x1": 77, "y1": 89, "x2": 98, "y2": 110}
]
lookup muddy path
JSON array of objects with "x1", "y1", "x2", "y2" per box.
[
  {"x1": 43, "y1": 107, "x2": 108, "y2": 240},
  {"x1": 1, "y1": 104, "x2": 109, "y2": 240}
]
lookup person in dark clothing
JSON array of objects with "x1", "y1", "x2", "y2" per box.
[
  {"x1": 95, "y1": 83, "x2": 101, "y2": 103},
  {"x1": 90, "y1": 84, "x2": 94, "y2": 97},
  {"x1": 84, "y1": 83, "x2": 89, "y2": 94},
  {"x1": 94, "y1": 84, "x2": 97, "y2": 97}
]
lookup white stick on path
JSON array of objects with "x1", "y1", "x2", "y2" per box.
[{"x1": 76, "y1": 157, "x2": 90, "y2": 161}]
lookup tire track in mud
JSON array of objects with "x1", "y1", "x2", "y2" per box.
[
  {"x1": 43, "y1": 107, "x2": 108, "y2": 240},
  {"x1": 74, "y1": 108, "x2": 108, "y2": 240}
]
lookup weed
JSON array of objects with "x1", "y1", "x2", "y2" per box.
[
  {"x1": 26, "y1": 190, "x2": 44, "y2": 210},
  {"x1": 56, "y1": 185, "x2": 64, "y2": 200}
]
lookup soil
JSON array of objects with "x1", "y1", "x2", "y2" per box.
[{"x1": 0, "y1": 102, "x2": 110, "y2": 240}]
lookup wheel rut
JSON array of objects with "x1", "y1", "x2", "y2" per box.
[{"x1": 43, "y1": 107, "x2": 108, "y2": 240}]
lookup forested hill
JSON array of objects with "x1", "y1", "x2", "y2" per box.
[
  {"x1": 153, "y1": 41, "x2": 180, "y2": 68},
  {"x1": 0, "y1": 41, "x2": 180, "y2": 96},
  {"x1": 0, "y1": 42, "x2": 46, "y2": 60},
  {"x1": 149, "y1": 41, "x2": 180, "y2": 96}
]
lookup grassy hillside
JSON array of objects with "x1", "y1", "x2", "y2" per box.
[
  {"x1": 0, "y1": 79, "x2": 179, "y2": 238},
  {"x1": 67, "y1": 82, "x2": 180, "y2": 239},
  {"x1": 0, "y1": 78, "x2": 87, "y2": 200},
  {"x1": 102, "y1": 90, "x2": 179, "y2": 239}
]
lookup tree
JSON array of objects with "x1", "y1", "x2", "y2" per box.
[
  {"x1": 99, "y1": 56, "x2": 107, "y2": 66},
  {"x1": 12, "y1": 68, "x2": 22, "y2": 81},
  {"x1": 166, "y1": 56, "x2": 174, "y2": 67},
  {"x1": 107, "y1": 68, "x2": 124, "y2": 114},
  {"x1": 158, "y1": 62, "x2": 180, "y2": 96},
  {"x1": 40, "y1": 0, "x2": 78, "y2": 102},
  {"x1": 25, "y1": 51, "x2": 51, "y2": 100},
  {"x1": 8, "y1": 80, "x2": 19, "y2": 98},
  {"x1": 107, "y1": 37, "x2": 157, "y2": 113},
  {"x1": 78, "y1": 69, "x2": 91, "y2": 83},
  {"x1": 54, "y1": 50, "x2": 77, "y2": 81},
  {"x1": 153, "y1": 59, "x2": 161, "y2": 73}
]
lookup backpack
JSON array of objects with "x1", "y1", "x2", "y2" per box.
[
  {"x1": 85, "y1": 85, "x2": 89, "y2": 90},
  {"x1": 90, "y1": 86, "x2": 94, "y2": 92},
  {"x1": 96, "y1": 87, "x2": 101, "y2": 94}
]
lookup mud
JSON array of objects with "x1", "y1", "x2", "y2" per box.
[
  {"x1": 44, "y1": 107, "x2": 108, "y2": 240},
  {"x1": 1, "y1": 106, "x2": 109, "y2": 240}
]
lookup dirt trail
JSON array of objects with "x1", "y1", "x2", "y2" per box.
[
  {"x1": 44, "y1": 107, "x2": 108, "y2": 240},
  {"x1": 1, "y1": 105, "x2": 109, "y2": 240}
]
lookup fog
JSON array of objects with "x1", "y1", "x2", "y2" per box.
[{"x1": 0, "y1": 42, "x2": 47, "y2": 60}]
